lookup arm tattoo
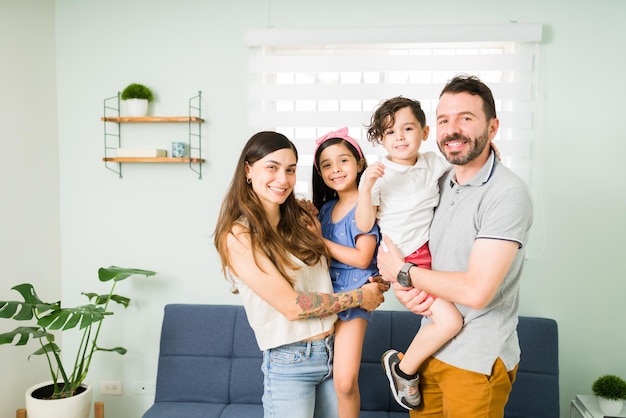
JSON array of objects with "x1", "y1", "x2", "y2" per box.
[{"x1": 295, "y1": 289, "x2": 363, "y2": 319}]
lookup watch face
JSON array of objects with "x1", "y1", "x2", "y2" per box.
[
  {"x1": 397, "y1": 272, "x2": 410, "y2": 287},
  {"x1": 397, "y1": 263, "x2": 414, "y2": 287}
]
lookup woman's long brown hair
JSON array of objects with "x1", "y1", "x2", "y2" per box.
[{"x1": 213, "y1": 131, "x2": 329, "y2": 291}]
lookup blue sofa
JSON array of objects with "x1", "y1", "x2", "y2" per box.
[{"x1": 143, "y1": 304, "x2": 559, "y2": 418}]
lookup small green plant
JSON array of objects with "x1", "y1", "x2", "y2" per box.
[
  {"x1": 0, "y1": 266, "x2": 156, "y2": 399},
  {"x1": 592, "y1": 374, "x2": 626, "y2": 400},
  {"x1": 121, "y1": 83, "x2": 154, "y2": 101}
]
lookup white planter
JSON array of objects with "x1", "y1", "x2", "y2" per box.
[
  {"x1": 598, "y1": 397, "x2": 624, "y2": 415},
  {"x1": 25, "y1": 381, "x2": 92, "y2": 418},
  {"x1": 125, "y1": 98, "x2": 149, "y2": 116}
]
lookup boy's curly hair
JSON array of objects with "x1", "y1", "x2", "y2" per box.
[{"x1": 366, "y1": 96, "x2": 426, "y2": 145}]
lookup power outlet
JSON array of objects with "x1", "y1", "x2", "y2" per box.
[
  {"x1": 100, "y1": 380, "x2": 123, "y2": 395},
  {"x1": 132, "y1": 380, "x2": 156, "y2": 396}
]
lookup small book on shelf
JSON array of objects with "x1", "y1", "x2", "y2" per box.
[{"x1": 116, "y1": 148, "x2": 167, "y2": 157}]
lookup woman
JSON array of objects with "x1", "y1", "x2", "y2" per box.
[{"x1": 214, "y1": 131, "x2": 386, "y2": 418}]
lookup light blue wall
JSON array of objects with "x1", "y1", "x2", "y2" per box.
[{"x1": 2, "y1": 0, "x2": 626, "y2": 417}]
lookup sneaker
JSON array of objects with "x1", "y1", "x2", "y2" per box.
[{"x1": 381, "y1": 349, "x2": 421, "y2": 410}]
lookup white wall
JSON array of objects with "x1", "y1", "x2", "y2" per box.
[
  {"x1": 0, "y1": 1, "x2": 60, "y2": 416},
  {"x1": 2, "y1": 0, "x2": 626, "y2": 417}
]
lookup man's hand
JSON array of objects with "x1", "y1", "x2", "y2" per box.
[
  {"x1": 392, "y1": 282, "x2": 435, "y2": 316},
  {"x1": 378, "y1": 235, "x2": 435, "y2": 316},
  {"x1": 376, "y1": 235, "x2": 405, "y2": 284}
]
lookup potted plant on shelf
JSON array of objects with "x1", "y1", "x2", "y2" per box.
[
  {"x1": 0, "y1": 266, "x2": 156, "y2": 418},
  {"x1": 592, "y1": 374, "x2": 626, "y2": 415},
  {"x1": 121, "y1": 83, "x2": 154, "y2": 116}
]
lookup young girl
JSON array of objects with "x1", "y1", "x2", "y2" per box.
[
  {"x1": 311, "y1": 127, "x2": 382, "y2": 418},
  {"x1": 213, "y1": 131, "x2": 386, "y2": 418}
]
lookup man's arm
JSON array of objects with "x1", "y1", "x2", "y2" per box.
[{"x1": 377, "y1": 235, "x2": 518, "y2": 310}]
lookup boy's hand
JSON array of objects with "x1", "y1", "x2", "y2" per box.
[
  {"x1": 490, "y1": 140, "x2": 502, "y2": 161},
  {"x1": 360, "y1": 162, "x2": 385, "y2": 191}
]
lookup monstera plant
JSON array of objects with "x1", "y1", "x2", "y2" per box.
[{"x1": 0, "y1": 266, "x2": 156, "y2": 400}]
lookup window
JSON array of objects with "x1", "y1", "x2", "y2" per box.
[{"x1": 245, "y1": 24, "x2": 542, "y2": 198}]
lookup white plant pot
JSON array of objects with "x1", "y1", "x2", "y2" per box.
[
  {"x1": 126, "y1": 98, "x2": 149, "y2": 116},
  {"x1": 25, "y1": 381, "x2": 92, "y2": 418},
  {"x1": 598, "y1": 397, "x2": 624, "y2": 415}
]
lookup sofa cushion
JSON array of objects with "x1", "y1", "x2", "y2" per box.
[{"x1": 504, "y1": 316, "x2": 559, "y2": 418}]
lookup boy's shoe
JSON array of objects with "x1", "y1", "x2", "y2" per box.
[{"x1": 381, "y1": 349, "x2": 421, "y2": 410}]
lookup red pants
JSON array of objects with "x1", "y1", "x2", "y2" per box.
[
  {"x1": 405, "y1": 242, "x2": 432, "y2": 298},
  {"x1": 404, "y1": 241, "x2": 432, "y2": 270}
]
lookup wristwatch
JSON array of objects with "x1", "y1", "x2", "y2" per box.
[{"x1": 397, "y1": 262, "x2": 416, "y2": 287}]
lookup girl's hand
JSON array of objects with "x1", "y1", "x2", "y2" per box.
[
  {"x1": 306, "y1": 216, "x2": 322, "y2": 237},
  {"x1": 298, "y1": 199, "x2": 319, "y2": 217},
  {"x1": 369, "y1": 275, "x2": 391, "y2": 292}
]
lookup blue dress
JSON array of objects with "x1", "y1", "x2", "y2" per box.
[{"x1": 318, "y1": 200, "x2": 380, "y2": 321}]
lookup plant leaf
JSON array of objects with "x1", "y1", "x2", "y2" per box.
[
  {"x1": 81, "y1": 292, "x2": 130, "y2": 308},
  {"x1": 98, "y1": 266, "x2": 156, "y2": 283},
  {"x1": 29, "y1": 341, "x2": 61, "y2": 359},
  {"x1": 0, "y1": 301, "x2": 21, "y2": 319},
  {"x1": 81, "y1": 292, "x2": 99, "y2": 302},
  {"x1": 37, "y1": 304, "x2": 105, "y2": 331},
  {"x1": 109, "y1": 294, "x2": 130, "y2": 308},
  {"x1": 11, "y1": 283, "x2": 46, "y2": 305},
  {"x1": 0, "y1": 326, "x2": 51, "y2": 346},
  {"x1": 96, "y1": 346, "x2": 127, "y2": 355},
  {"x1": 0, "y1": 284, "x2": 58, "y2": 321}
]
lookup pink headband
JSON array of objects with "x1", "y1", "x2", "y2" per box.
[{"x1": 314, "y1": 127, "x2": 364, "y2": 169}]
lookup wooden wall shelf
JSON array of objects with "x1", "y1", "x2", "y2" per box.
[
  {"x1": 103, "y1": 157, "x2": 205, "y2": 163},
  {"x1": 101, "y1": 116, "x2": 204, "y2": 123},
  {"x1": 102, "y1": 91, "x2": 205, "y2": 179}
]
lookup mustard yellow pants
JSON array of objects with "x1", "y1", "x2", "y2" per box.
[{"x1": 409, "y1": 356, "x2": 518, "y2": 418}]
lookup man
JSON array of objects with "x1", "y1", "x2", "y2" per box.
[{"x1": 377, "y1": 74, "x2": 533, "y2": 417}]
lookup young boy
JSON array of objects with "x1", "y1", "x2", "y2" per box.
[{"x1": 355, "y1": 96, "x2": 463, "y2": 410}]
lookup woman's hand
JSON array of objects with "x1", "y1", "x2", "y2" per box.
[{"x1": 359, "y1": 281, "x2": 386, "y2": 311}]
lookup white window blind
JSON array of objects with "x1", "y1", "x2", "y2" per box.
[{"x1": 245, "y1": 24, "x2": 542, "y2": 197}]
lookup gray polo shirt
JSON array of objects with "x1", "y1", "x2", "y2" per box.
[{"x1": 424, "y1": 150, "x2": 533, "y2": 374}]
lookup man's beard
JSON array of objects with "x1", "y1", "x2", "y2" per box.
[{"x1": 437, "y1": 131, "x2": 490, "y2": 165}]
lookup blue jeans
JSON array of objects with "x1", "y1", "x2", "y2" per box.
[{"x1": 261, "y1": 335, "x2": 337, "y2": 418}]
